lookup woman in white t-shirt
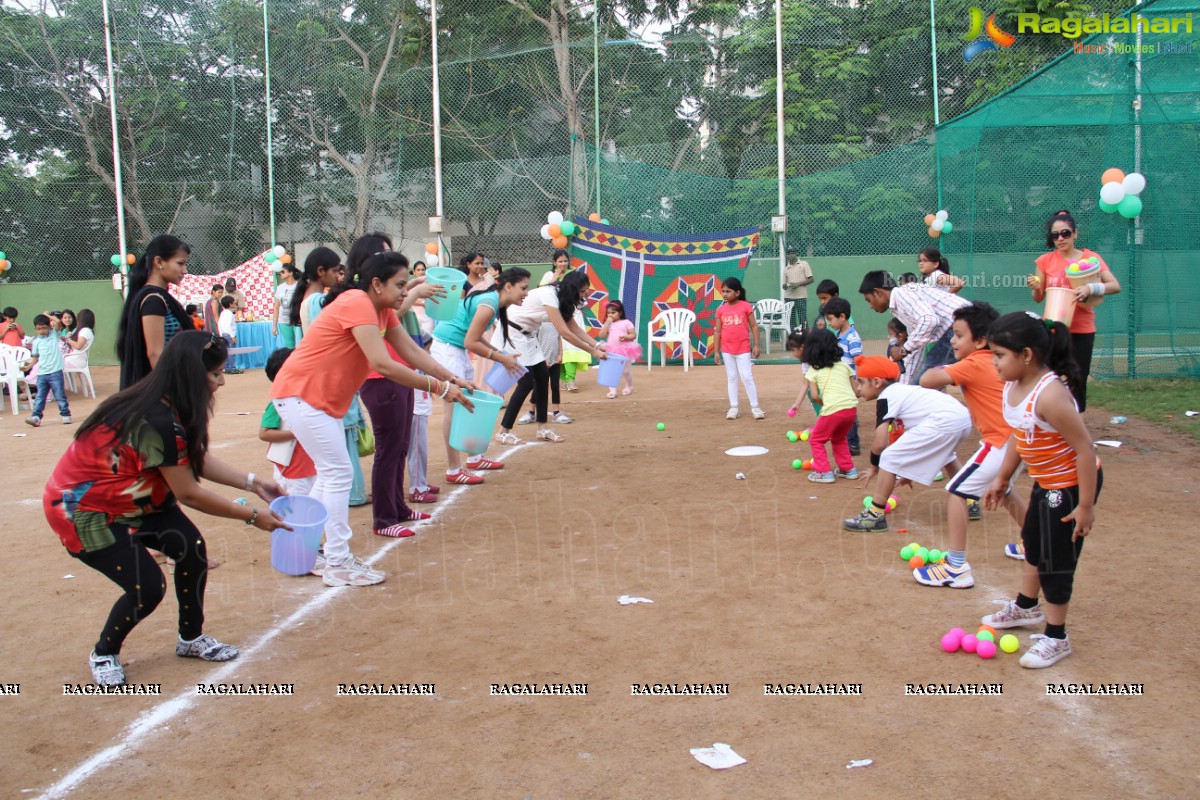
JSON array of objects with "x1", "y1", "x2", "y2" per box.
[
  {"x1": 63, "y1": 308, "x2": 96, "y2": 369},
  {"x1": 272, "y1": 264, "x2": 301, "y2": 347},
  {"x1": 495, "y1": 271, "x2": 606, "y2": 443}
]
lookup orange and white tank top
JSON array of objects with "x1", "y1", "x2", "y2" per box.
[{"x1": 1002, "y1": 372, "x2": 1078, "y2": 489}]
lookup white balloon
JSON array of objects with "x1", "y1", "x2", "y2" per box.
[
  {"x1": 931, "y1": 218, "x2": 945, "y2": 232},
  {"x1": 1121, "y1": 172, "x2": 1146, "y2": 195},
  {"x1": 270, "y1": 262, "x2": 283, "y2": 273},
  {"x1": 540, "y1": 224, "x2": 552, "y2": 240},
  {"x1": 425, "y1": 253, "x2": 439, "y2": 266},
  {"x1": 1099, "y1": 181, "x2": 1126, "y2": 205},
  {"x1": 547, "y1": 211, "x2": 564, "y2": 225},
  {"x1": 273, "y1": 244, "x2": 286, "y2": 257},
  {"x1": 935, "y1": 209, "x2": 949, "y2": 222}
]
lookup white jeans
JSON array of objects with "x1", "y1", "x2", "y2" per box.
[
  {"x1": 273, "y1": 396, "x2": 353, "y2": 564},
  {"x1": 721, "y1": 352, "x2": 759, "y2": 408}
]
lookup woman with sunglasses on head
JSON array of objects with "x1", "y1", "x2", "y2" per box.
[
  {"x1": 44, "y1": 332, "x2": 290, "y2": 686},
  {"x1": 1027, "y1": 210, "x2": 1121, "y2": 411}
]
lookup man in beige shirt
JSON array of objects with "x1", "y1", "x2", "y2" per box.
[{"x1": 782, "y1": 247, "x2": 813, "y2": 331}]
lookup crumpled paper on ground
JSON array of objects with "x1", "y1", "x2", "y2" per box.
[
  {"x1": 690, "y1": 743, "x2": 746, "y2": 770},
  {"x1": 618, "y1": 595, "x2": 653, "y2": 605}
]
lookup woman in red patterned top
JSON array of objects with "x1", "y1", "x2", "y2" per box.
[{"x1": 44, "y1": 331, "x2": 289, "y2": 686}]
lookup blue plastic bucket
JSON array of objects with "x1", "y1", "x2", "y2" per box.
[
  {"x1": 596, "y1": 353, "x2": 628, "y2": 388},
  {"x1": 269, "y1": 495, "x2": 328, "y2": 576},
  {"x1": 448, "y1": 389, "x2": 504, "y2": 455},
  {"x1": 485, "y1": 359, "x2": 526, "y2": 395},
  {"x1": 424, "y1": 267, "x2": 468, "y2": 321}
]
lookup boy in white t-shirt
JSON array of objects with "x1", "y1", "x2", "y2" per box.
[
  {"x1": 218, "y1": 295, "x2": 243, "y2": 375},
  {"x1": 843, "y1": 355, "x2": 972, "y2": 533},
  {"x1": 407, "y1": 373, "x2": 438, "y2": 503}
]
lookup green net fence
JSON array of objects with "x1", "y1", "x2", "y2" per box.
[{"x1": 1, "y1": 0, "x2": 1197, "y2": 376}]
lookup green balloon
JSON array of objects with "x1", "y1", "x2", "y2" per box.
[
  {"x1": 560, "y1": 221, "x2": 576, "y2": 236},
  {"x1": 1097, "y1": 198, "x2": 1118, "y2": 214},
  {"x1": 940, "y1": 221, "x2": 953, "y2": 234},
  {"x1": 600, "y1": 218, "x2": 611, "y2": 226},
  {"x1": 0, "y1": 251, "x2": 6, "y2": 261},
  {"x1": 110, "y1": 254, "x2": 122, "y2": 267},
  {"x1": 900, "y1": 545, "x2": 915, "y2": 561},
  {"x1": 264, "y1": 252, "x2": 278, "y2": 263},
  {"x1": 1117, "y1": 195, "x2": 1142, "y2": 219}
]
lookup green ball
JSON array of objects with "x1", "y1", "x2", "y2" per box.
[
  {"x1": 900, "y1": 545, "x2": 915, "y2": 561},
  {"x1": 656, "y1": 422, "x2": 665, "y2": 431},
  {"x1": 792, "y1": 459, "x2": 803, "y2": 470},
  {"x1": 787, "y1": 431, "x2": 798, "y2": 442},
  {"x1": 110, "y1": 254, "x2": 122, "y2": 267},
  {"x1": 940, "y1": 221, "x2": 953, "y2": 234},
  {"x1": 999, "y1": 634, "x2": 1020, "y2": 653},
  {"x1": 863, "y1": 495, "x2": 874, "y2": 508},
  {"x1": 916, "y1": 547, "x2": 929, "y2": 561},
  {"x1": 928, "y1": 549, "x2": 943, "y2": 563},
  {"x1": 976, "y1": 630, "x2": 996, "y2": 643}
]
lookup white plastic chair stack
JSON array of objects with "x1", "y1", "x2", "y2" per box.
[
  {"x1": 754, "y1": 299, "x2": 794, "y2": 354},
  {"x1": 64, "y1": 338, "x2": 96, "y2": 398},
  {"x1": 646, "y1": 307, "x2": 697, "y2": 372},
  {"x1": 0, "y1": 345, "x2": 34, "y2": 416}
]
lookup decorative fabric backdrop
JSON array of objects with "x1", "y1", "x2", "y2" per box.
[
  {"x1": 168, "y1": 255, "x2": 276, "y2": 319},
  {"x1": 569, "y1": 220, "x2": 760, "y2": 361}
]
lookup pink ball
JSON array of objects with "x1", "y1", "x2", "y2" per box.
[
  {"x1": 948, "y1": 627, "x2": 965, "y2": 639},
  {"x1": 961, "y1": 634, "x2": 979, "y2": 654},
  {"x1": 940, "y1": 632, "x2": 961, "y2": 653},
  {"x1": 976, "y1": 639, "x2": 997, "y2": 659},
  {"x1": 787, "y1": 408, "x2": 797, "y2": 417}
]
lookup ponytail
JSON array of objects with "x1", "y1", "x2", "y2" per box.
[
  {"x1": 493, "y1": 267, "x2": 531, "y2": 347},
  {"x1": 919, "y1": 247, "x2": 951, "y2": 275},
  {"x1": 556, "y1": 270, "x2": 590, "y2": 319},
  {"x1": 988, "y1": 311, "x2": 1083, "y2": 398},
  {"x1": 1043, "y1": 320, "x2": 1083, "y2": 400},
  {"x1": 116, "y1": 234, "x2": 190, "y2": 360},
  {"x1": 291, "y1": 246, "x2": 342, "y2": 327}
]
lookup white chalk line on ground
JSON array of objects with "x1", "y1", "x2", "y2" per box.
[{"x1": 34, "y1": 442, "x2": 535, "y2": 799}]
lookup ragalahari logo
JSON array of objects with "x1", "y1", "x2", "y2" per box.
[{"x1": 963, "y1": 8, "x2": 1016, "y2": 61}]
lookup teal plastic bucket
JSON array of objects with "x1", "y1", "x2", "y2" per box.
[
  {"x1": 424, "y1": 267, "x2": 468, "y2": 321},
  {"x1": 485, "y1": 359, "x2": 526, "y2": 395},
  {"x1": 448, "y1": 389, "x2": 504, "y2": 455},
  {"x1": 269, "y1": 495, "x2": 327, "y2": 576},
  {"x1": 596, "y1": 353, "x2": 628, "y2": 388}
]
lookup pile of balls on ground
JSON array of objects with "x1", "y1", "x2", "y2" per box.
[
  {"x1": 898, "y1": 538, "x2": 936, "y2": 568},
  {"x1": 940, "y1": 625, "x2": 1020, "y2": 659}
]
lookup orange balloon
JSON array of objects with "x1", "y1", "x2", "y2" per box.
[
  {"x1": 551, "y1": 235, "x2": 569, "y2": 249},
  {"x1": 425, "y1": 241, "x2": 438, "y2": 254},
  {"x1": 126, "y1": 253, "x2": 136, "y2": 265},
  {"x1": 1101, "y1": 167, "x2": 1125, "y2": 185},
  {"x1": 547, "y1": 223, "x2": 562, "y2": 238},
  {"x1": 928, "y1": 228, "x2": 941, "y2": 238},
  {"x1": 279, "y1": 253, "x2": 292, "y2": 264},
  {"x1": 923, "y1": 213, "x2": 935, "y2": 225},
  {"x1": 0, "y1": 259, "x2": 8, "y2": 270},
  {"x1": 588, "y1": 212, "x2": 601, "y2": 222}
]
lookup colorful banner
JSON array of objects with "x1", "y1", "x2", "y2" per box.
[
  {"x1": 569, "y1": 220, "x2": 760, "y2": 361},
  {"x1": 168, "y1": 255, "x2": 276, "y2": 319}
]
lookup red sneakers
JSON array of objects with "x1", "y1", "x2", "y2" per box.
[
  {"x1": 465, "y1": 456, "x2": 505, "y2": 470},
  {"x1": 445, "y1": 469, "x2": 484, "y2": 485},
  {"x1": 409, "y1": 489, "x2": 438, "y2": 504}
]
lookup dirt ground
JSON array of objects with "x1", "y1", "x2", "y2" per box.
[{"x1": 2, "y1": 359, "x2": 1198, "y2": 799}]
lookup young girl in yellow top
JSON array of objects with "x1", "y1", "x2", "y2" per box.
[
  {"x1": 982, "y1": 311, "x2": 1100, "y2": 669},
  {"x1": 800, "y1": 328, "x2": 858, "y2": 483}
]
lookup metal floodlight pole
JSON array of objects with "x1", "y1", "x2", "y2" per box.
[
  {"x1": 775, "y1": 0, "x2": 787, "y2": 302},
  {"x1": 593, "y1": 2, "x2": 602, "y2": 215},
  {"x1": 101, "y1": 0, "x2": 129, "y2": 296},
  {"x1": 1128, "y1": 0, "x2": 1144, "y2": 378},
  {"x1": 930, "y1": 0, "x2": 943, "y2": 210},
  {"x1": 262, "y1": 0, "x2": 277, "y2": 247},
  {"x1": 431, "y1": 0, "x2": 447, "y2": 261}
]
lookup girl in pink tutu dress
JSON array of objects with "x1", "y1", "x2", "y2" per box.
[{"x1": 599, "y1": 301, "x2": 642, "y2": 398}]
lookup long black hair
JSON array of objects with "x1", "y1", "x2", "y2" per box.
[
  {"x1": 290, "y1": 246, "x2": 342, "y2": 327},
  {"x1": 79, "y1": 330, "x2": 226, "y2": 479},
  {"x1": 988, "y1": 311, "x2": 1082, "y2": 398},
  {"x1": 722, "y1": 276, "x2": 748, "y2": 302},
  {"x1": 485, "y1": 267, "x2": 531, "y2": 346},
  {"x1": 60, "y1": 309, "x2": 77, "y2": 334},
  {"x1": 801, "y1": 327, "x2": 843, "y2": 370},
  {"x1": 116, "y1": 234, "x2": 191, "y2": 359},
  {"x1": 346, "y1": 232, "x2": 393, "y2": 282},
  {"x1": 324, "y1": 251, "x2": 410, "y2": 308},
  {"x1": 76, "y1": 308, "x2": 96, "y2": 333},
  {"x1": 555, "y1": 269, "x2": 590, "y2": 319},
  {"x1": 919, "y1": 247, "x2": 951, "y2": 275}
]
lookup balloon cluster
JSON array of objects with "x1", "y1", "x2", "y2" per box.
[
  {"x1": 587, "y1": 212, "x2": 611, "y2": 226},
  {"x1": 262, "y1": 244, "x2": 292, "y2": 271},
  {"x1": 922, "y1": 209, "x2": 953, "y2": 238},
  {"x1": 1098, "y1": 168, "x2": 1146, "y2": 219},
  {"x1": 539, "y1": 211, "x2": 580, "y2": 250},
  {"x1": 109, "y1": 253, "x2": 135, "y2": 268},
  {"x1": 424, "y1": 241, "x2": 442, "y2": 267},
  {"x1": 0, "y1": 250, "x2": 10, "y2": 273}
]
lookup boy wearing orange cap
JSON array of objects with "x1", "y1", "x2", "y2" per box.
[{"x1": 844, "y1": 354, "x2": 972, "y2": 532}]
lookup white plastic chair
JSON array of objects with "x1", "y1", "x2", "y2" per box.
[
  {"x1": 0, "y1": 345, "x2": 34, "y2": 416},
  {"x1": 754, "y1": 299, "x2": 793, "y2": 354},
  {"x1": 646, "y1": 307, "x2": 697, "y2": 371},
  {"x1": 64, "y1": 339, "x2": 96, "y2": 398}
]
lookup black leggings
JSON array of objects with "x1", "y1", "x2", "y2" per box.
[
  {"x1": 1069, "y1": 332, "x2": 1095, "y2": 412},
  {"x1": 530, "y1": 363, "x2": 561, "y2": 410},
  {"x1": 73, "y1": 506, "x2": 208, "y2": 656},
  {"x1": 502, "y1": 361, "x2": 550, "y2": 428}
]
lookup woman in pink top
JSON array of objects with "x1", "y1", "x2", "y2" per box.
[
  {"x1": 1027, "y1": 210, "x2": 1121, "y2": 411},
  {"x1": 270, "y1": 252, "x2": 472, "y2": 589},
  {"x1": 712, "y1": 276, "x2": 764, "y2": 420}
]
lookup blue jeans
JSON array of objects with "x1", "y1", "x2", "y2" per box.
[
  {"x1": 33, "y1": 370, "x2": 70, "y2": 420},
  {"x1": 918, "y1": 328, "x2": 956, "y2": 383}
]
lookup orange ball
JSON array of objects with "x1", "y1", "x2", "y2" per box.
[
  {"x1": 547, "y1": 223, "x2": 562, "y2": 238},
  {"x1": 588, "y1": 212, "x2": 601, "y2": 222},
  {"x1": 908, "y1": 554, "x2": 926, "y2": 569},
  {"x1": 978, "y1": 624, "x2": 996, "y2": 637},
  {"x1": 425, "y1": 241, "x2": 439, "y2": 254},
  {"x1": 923, "y1": 213, "x2": 936, "y2": 225},
  {"x1": 551, "y1": 235, "x2": 569, "y2": 249},
  {"x1": 1100, "y1": 167, "x2": 1126, "y2": 185}
]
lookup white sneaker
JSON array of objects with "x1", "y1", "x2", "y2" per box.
[
  {"x1": 322, "y1": 556, "x2": 386, "y2": 587},
  {"x1": 982, "y1": 599, "x2": 1046, "y2": 629},
  {"x1": 89, "y1": 650, "x2": 126, "y2": 686},
  {"x1": 726, "y1": 407, "x2": 739, "y2": 420},
  {"x1": 551, "y1": 410, "x2": 574, "y2": 424},
  {"x1": 751, "y1": 407, "x2": 766, "y2": 420},
  {"x1": 516, "y1": 410, "x2": 535, "y2": 425},
  {"x1": 1019, "y1": 634, "x2": 1072, "y2": 669},
  {"x1": 564, "y1": 381, "x2": 578, "y2": 393},
  {"x1": 310, "y1": 555, "x2": 326, "y2": 577}
]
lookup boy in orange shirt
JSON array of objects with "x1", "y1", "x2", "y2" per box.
[{"x1": 914, "y1": 301, "x2": 1029, "y2": 588}]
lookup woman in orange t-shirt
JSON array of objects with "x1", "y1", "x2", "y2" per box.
[
  {"x1": 270, "y1": 252, "x2": 472, "y2": 589},
  {"x1": 1027, "y1": 210, "x2": 1120, "y2": 411}
]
